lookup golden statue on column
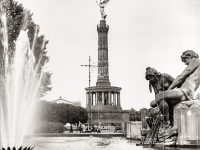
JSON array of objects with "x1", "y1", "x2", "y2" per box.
[{"x1": 96, "y1": 0, "x2": 110, "y2": 20}]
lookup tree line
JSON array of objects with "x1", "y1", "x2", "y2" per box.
[
  {"x1": 129, "y1": 108, "x2": 148, "y2": 121},
  {"x1": 36, "y1": 101, "x2": 88, "y2": 125}
]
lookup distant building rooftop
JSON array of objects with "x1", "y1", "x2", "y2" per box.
[{"x1": 51, "y1": 96, "x2": 81, "y2": 106}]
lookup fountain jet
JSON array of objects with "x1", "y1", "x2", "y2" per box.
[
  {"x1": 1, "y1": 146, "x2": 34, "y2": 150},
  {"x1": 0, "y1": 2, "x2": 44, "y2": 149}
]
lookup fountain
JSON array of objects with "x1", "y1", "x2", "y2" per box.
[
  {"x1": 1, "y1": 147, "x2": 34, "y2": 150},
  {"x1": 0, "y1": 1, "x2": 46, "y2": 149}
]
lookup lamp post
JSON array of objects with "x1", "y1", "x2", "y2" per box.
[{"x1": 81, "y1": 56, "x2": 97, "y2": 124}]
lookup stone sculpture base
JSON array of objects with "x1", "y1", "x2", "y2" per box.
[
  {"x1": 174, "y1": 100, "x2": 200, "y2": 146},
  {"x1": 126, "y1": 121, "x2": 142, "y2": 139}
]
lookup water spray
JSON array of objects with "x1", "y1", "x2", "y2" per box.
[{"x1": 0, "y1": 2, "x2": 44, "y2": 149}]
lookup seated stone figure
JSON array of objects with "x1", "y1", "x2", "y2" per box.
[
  {"x1": 140, "y1": 67, "x2": 174, "y2": 145},
  {"x1": 145, "y1": 67, "x2": 174, "y2": 127},
  {"x1": 146, "y1": 67, "x2": 174, "y2": 95},
  {"x1": 154, "y1": 50, "x2": 200, "y2": 126}
]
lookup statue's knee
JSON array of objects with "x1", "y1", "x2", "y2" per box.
[
  {"x1": 150, "y1": 100, "x2": 157, "y2": 107},
  {"x1": 158, "y1": 100, "x2": 169, "y2": 116},
  {"x1": 180, "y1": 96, "x2": 187, "y2": 101},
  {"x1": 158, "y1": 100, "x2": 168, "y2": 108}
]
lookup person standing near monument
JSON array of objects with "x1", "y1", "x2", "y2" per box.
[
  {"x1": 155, "y1": 50, "x2": 200, "y2": 125},
  {"x1": 70, "y1": 124, "x2": 73, "y2": 133}
]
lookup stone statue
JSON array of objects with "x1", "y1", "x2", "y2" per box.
[
  {"x1": 145, "y1": 67, "x2": 174, "y2": 125},
  {"x1": 96, "y1": 0, "x2": 110, "y2": 20},
  {"x1": 140, "y1": 67, "x2": 174, "y2": 144},
  {"x1": 146, "y1": 67, "x2": 174, "y2": 94},
  {"x1": 140, "y1": 50, "x2": 200, "y2": 146},
  {"x1": 154, "y1": 50, "x2": 200, "y2": 125}
]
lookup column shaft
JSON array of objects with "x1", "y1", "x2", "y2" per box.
[
  {"x1": 96, "y1": 92, "x2": 98, "y2": 106},
  {"x1": 102, "y1": 92, "x2": 104, "y2": 105},
  {"x1": 91, "y1": 93, "x2": 93, "y2": 105},
  {"x1": 113, "y1": 93, "x2": 116, "y2": 105},
  {"x1": 86, "y1": 93, "x2": 88, "y2": 106},
  {"x1": 117, "y1": 93, "x2": 119, "y2": 106},
  {"x1": 118, "y1": 93, "x2": 121, "y2": 106},
  {"x1": 108, "y1": 92, "x2": 111, "y2": 105}
]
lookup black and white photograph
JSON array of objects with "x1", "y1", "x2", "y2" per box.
[{"x1": 0, "y1": 0, "x2": 200, "y2": 149}]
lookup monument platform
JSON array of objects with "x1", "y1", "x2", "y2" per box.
[{"x1": 32, "y1": 133, "x2": 124, "y2": 137}]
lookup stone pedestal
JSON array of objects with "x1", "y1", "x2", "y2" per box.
[
  {"x1": 125, "y1": 121, "x2": 142, "y2": 140},
  {"x1": 174, "y1": 100, "x2": 200, "y2": 145}
]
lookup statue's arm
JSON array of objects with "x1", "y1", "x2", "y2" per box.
[
  {"x1": 149, "y1": 82, "x2": 159, "y2": 94},
  {"x1": 152, "y1": 84, "x2": 159, "y2": 94},
  {"x1": 163, "y1": 73, "x2": 174, "y2": 83},
  {"x1": 149, "y1": 82, "x2": 152, "y2": 93},
  {"x1": 168, "y1": 59, "x2": 199, "y2": 89}
]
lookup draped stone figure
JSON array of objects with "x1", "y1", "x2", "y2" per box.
[{"x1": 154, "y1": 50, "x2": 200, "y2": 125}]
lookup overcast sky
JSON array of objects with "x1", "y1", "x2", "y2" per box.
[{"x1": 17, "y1": 0, "x2": 200, "y2": 110}]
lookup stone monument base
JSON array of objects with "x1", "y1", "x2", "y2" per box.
[
  {"x1": 90, "y1": 109, "x2": 129, "y2": 126},
  {"x1": 174, "y1": 100, "x2": 200, "y2": 146}
]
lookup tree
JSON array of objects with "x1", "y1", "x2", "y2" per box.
[
  {"x1": 0, "y1": 0, "x2": 24, "y2": 75},
  {"x1": 37, "y1": 101, "x2": 88, "y2": 125},
  {"x1": 0, "y1": 0, "x2": 51, "y2": 96},
  {"x1": 129, "y1": 108, "x2": 145, "y2": 121}
]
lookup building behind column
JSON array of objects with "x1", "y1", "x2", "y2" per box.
[{"x1": 85, "y1": 17, "x2": 129, "y2": 128}]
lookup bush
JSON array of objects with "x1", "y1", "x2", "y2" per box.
[
  {"x1": 35, "y1": 121, "x2": 65, "y2": 133},
  {"x1": 129, "y1": 108, "x2": 144, "y2": 121}
]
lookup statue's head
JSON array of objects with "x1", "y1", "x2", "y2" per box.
[
  {"x1": 181, "y1": 50, "x2": 199, "y2": 65},
  {"x1": 145, "y1": 67, "x2": 161, "y2": 82},
  {"x1": 145, "y1": 67, "x2": 161, "y2": 93}
]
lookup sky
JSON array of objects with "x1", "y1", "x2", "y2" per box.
[{"x1": 17, "y1": 0, "x2": 200, "y2": 110}]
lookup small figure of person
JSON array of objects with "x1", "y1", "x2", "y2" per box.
[
  {"x1": 79, "y1": 124, "x2": 83, "y2": 133},
  {"x1": 70, "y1": 124, "x2": 73, "y2": 133},
  {"x1": 82, "y1": 124, "x2": 86, "y2": 133}
]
